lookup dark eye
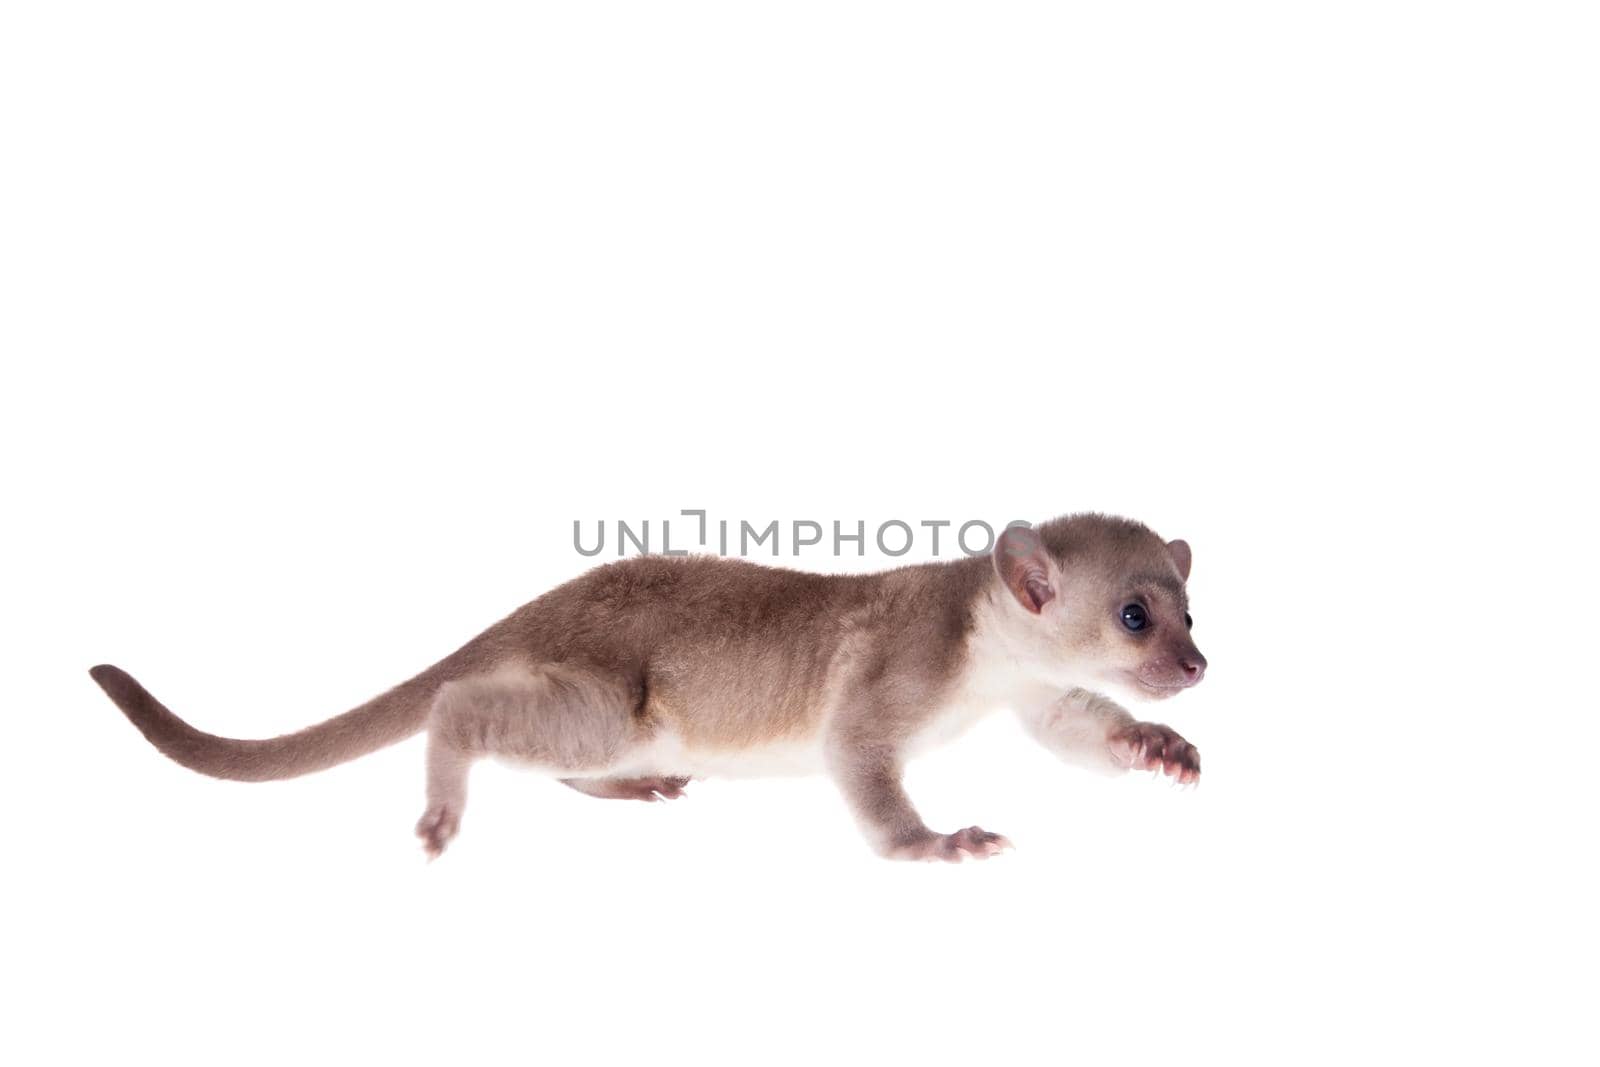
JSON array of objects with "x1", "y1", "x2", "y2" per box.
[
  {"x1": 1185, "y1": 612, "x2": 1193, "y2": 629},
  {"x1": 1120, "y1": 604, "x2": 1147, "y2": 632}
]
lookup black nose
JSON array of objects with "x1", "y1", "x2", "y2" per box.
[{"x1": 1180, "y1": 653, "x2": 1207, "y2": 684}]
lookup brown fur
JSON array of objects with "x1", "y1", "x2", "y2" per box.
[{"x1": 90, "y1": 512, "x2": 1206, "y2": 859}]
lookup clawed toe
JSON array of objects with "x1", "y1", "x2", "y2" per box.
[
  {"x1": 1111, "y1": 722, "x2": 1201, "y2": 785},
  {"x1": 889, "y1": 826, "x2": 1014, "y2": 863},
  {"x1": 947, "y1": 826, "x2": 1012, "y2": 859}
]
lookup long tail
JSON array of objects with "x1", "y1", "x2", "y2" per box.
[{"x1": 89, "y1": 653, "x2": 472, "y2": 782}]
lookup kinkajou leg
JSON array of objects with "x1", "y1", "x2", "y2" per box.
[
  {"x1": 1019, "y1": 687, "x2": 1200, "y2": 784},
  {"x1": 828, "y1": 745, "x2": 1011, "y2": 861},
  {"x1": 825, "y1": 674, "x2": 1013, "y2": 865},
  {"x1": 415, "y1": 665, "x2": 642, "y2": 856}
]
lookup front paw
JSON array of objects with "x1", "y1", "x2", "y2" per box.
[
  {"x1": 1109, "y1": 722, "x2": 1200, "y2": 785},
  {"x1": 885, "y1": 826, "x2": 1013, "y2": 863}
]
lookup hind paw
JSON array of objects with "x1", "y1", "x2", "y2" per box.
[
  {"x1": 563, "y1": 775, "x2": 691, "y2": 802},
  {"x1": 415, "y1": 804, "x2": 461, "y2": 858}
]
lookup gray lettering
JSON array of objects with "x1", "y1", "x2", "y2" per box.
[
  {"x1": 681, "y1": 509, "x2": 707, "y2": 545},
  {"x1": 618, "y1": 519, "x2": 650, "y2": 556},
  {"x1": 920, "y1": 519, "x2": 950, "y2": 555},
  {"x1": 958, "y1": 519, "x2": 995, "y2": 556},
  {"x1": 793, "y1": 520, "x2": 823, "y2": 554},
  {"x1": 741, "y1": 519, "x2": 779, "y2": 555},
  {"x1": 877, "y1": 520, "x2": 913, "y2": 557},
  {"x1": 835, "y1": 520, "x2": 865, "y2": 555},
  {"x1": 574, "y1": 519, "x2": 605, "y2": 557}
]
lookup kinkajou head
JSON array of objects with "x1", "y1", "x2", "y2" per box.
[{"x1": 990, "y1": 519, "x2": 1207, "y2": 701}]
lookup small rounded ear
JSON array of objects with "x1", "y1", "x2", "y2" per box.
[
  {"x1": 994, "y1": 525, "x2": 1056, "y2": 614},
  {"x1": 1167, "y1": 539, "x2": 1193, "y2": 581}
]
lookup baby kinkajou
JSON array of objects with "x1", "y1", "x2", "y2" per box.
[{"x1": 91, "y1": 513, "x2": 1207, "y2": 861}]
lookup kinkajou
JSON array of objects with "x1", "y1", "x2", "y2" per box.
[{"x1": 91, "y1": 513, "x2": 1208, "y2": 861}]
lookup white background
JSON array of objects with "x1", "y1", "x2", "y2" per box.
[{"x1": 3, "y1": 2, "x2": 1596, "y2": 1063}]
